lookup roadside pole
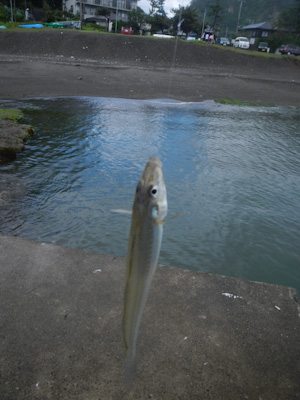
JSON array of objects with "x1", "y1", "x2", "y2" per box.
[
  {"x1": 10, "y1": 0, "x2": 13, "y2": 22},
  {"x1": 236, "y1": 0, "x2": 244, "y2": 33},
  {"x1": 201, "y1": 9, "x2": 206, "y2": 38},
  {"x1": 115, "y1": 0, "x2": 118, "y2": 33},
  {"x1": 80, "y1": 0, "x2": 83, "y2": 30}
]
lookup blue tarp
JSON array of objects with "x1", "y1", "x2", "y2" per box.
[{"x1": 19, "y1": 24, "x2": 44, "y2": 28}]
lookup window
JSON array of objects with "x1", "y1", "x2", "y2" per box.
[{"x1": 262, "y1": 31, "x2": 268, "y2": 38}]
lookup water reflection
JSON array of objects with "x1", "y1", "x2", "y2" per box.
[{"x1": 0, "y1": 97, "x2": 300, "y2": 293}]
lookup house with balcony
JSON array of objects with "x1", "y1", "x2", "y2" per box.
[{"x1": 64, "y1": 0, "x2": 138, "y2": 23}]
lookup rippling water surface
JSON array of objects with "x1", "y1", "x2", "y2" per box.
[{"x1": 1, "y1": 97, "x2": 300, "y2": 292}]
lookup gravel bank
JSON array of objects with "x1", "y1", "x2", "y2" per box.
[{"x1": 0, "y1": 30, "x2": 299, "y2": 106}]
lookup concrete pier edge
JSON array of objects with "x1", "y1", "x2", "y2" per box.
[{"x1": 1, "y1": 233, "x2": 300, "y2": 399}]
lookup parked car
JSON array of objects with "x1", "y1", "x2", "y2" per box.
[
  {"x1": 121, "y1": 26, "x2": 132, "y2": 35},
  {"x1": 186, "y1": 32, "x2": 198, "y2": 41},
  {"x1": 233, "y1": 37, "x2": 250, "y2": 49},
  {"x1": 216, "y1": 37, "x2": 230, "y2": 46},
  {"x1": 278, "y1": 44, "x2": 300, "y2": 56},
  {"x1": 258, "y1": 42, "x2": 268, "y2": 52},
  {"x1": 153, "y1": 33, "x2": 175, "y2": 39}
]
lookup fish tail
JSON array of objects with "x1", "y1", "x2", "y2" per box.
[{"x1": 124, "y1": 352, "x2": 137, "y2": 391}]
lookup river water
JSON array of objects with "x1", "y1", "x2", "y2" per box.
[{"x1": 1, "y1": 97, "x2": 300, "y2": 293}]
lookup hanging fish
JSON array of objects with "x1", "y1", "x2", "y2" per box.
[{"x1": 122, "y1": 157, "x2": 168, "y2": 389}]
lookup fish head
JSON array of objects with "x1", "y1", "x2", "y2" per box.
[{"x1": 134, "y1": 157, "x2": 168, "y2": 222}]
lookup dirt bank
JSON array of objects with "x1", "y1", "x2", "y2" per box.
[{"x1": 0, "y1": 30, "x2": 299, "y2": 106}]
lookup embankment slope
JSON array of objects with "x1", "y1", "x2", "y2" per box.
[{"x1": 0, "y1": 30, "x2": 299, "y2": 105}]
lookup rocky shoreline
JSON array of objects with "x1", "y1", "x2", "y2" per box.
[
  {"x1": 0, "y1": 111, "x2": 33, "y2": 207},
  {"x1": 0, "y1": 108, "x2": 34, "y2": 163},
  {"x1": 0, "y1": 119, "x2": 34, "y2": 162}
]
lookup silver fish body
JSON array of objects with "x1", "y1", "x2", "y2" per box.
[{"x1": 122, "y1": 157, "x2": 167, "y2": 389}]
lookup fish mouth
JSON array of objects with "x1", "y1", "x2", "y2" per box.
[{"x1": 148, "y1": 157, "x2": 162, "y2": 169}]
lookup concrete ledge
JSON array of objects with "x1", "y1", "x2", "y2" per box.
[{"x1": 1, "y1": 234, "x2": 300, "y2": 399}]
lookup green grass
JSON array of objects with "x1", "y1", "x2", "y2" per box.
[
  {"x1": 83, "y1": 23, "x2": 107, "y2": 33},
  {"x1": 0, "y1": 22, "x2": 112, "y2": 35},
  {"x1": 0, "y1": 22, "x2": 20, "y2": 29},
  {"x1": 211, "y1": 42, "x2": 282, "y2": 59},
  {"x1": 215, "y1": 98, "x2": 274, "y2": 107},
  {"x1": 0, "y1": 108, "x2": 23, "y2": 121}
]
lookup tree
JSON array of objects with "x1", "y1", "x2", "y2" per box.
[
  {"x1": 96, "y1": 7, "x2": 110, "y2": 17},
  {"x1": 0, "y1": 4, "x2": 9, "y2": 22},
  {"x1": 277, "y1": 0, "x2": 300, "y2": 33},
  {"x1": 172, "y1": 6, "x2": 201, "y2": 35},
  {"x1": 156, "y1": 0, "x2": 167, "y2": 17},
  {"x1": 208, "y1": 0, "x2": 224, "y2": 29},
  {"x1": 46, "y1": 0, "x2": 62, "y2": 9},
  {"x1": 128, "y1": 7, "x2": 146, "y2": 33},
  {"x1": 149, "y1": 0, "x2": 166, "y2": 17},
  {"x1": 149, "y1": 0, "x2": 158, "y2": 16},
  {"x1": 43, "y1": 2, "x2": 55, "y2": 22},
  {"x1": 150, "y1": 13, "x2": 170, "y2": 33},
  {"x1": 297, "y1": 0, "x2": 300, "y2": 32},
  {"x1": 190, "y1": 0, "x2": 296, "y2": 35},
  {"x1": 148, "y1": 0, "x2": 169, "y2": 33},
  {"x1": 267, "y1": 0, "x2": 300, "y2": 50}
]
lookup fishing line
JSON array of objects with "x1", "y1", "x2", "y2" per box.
[{"x1": 167, "y1": 7, "x2": 183, "y2": 98}]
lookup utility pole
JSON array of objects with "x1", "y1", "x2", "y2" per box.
[
  {"x1": 236, "y1": 0, "x2": 244, "y2": 34},
  {"x1": 115, "y1": 0, "x2": 118, "y2": 33},
  {"x1": 80, "y1": 0, "x2": 83, "y2": 29},
  {"x1": 201, "y1": 9, "x2": 206, "y2": 38},
  {"x1": 10, "y1": 0, "x2": 13, "y2": 21}
]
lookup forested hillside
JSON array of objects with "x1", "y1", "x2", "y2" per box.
[{"x1": 191, "y1": 0, "x2": 295, "y2": 33}]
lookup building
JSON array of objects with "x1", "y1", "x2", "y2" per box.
[
  {"x1": 241, "y1": 22, "x2": 274, "y2": 40},
  {"x1": 85, "y1": 15, "x2": 112, "y2": 31},
  {"x1": 64, "y1": 0, "x2": 138, "y2": 23}
]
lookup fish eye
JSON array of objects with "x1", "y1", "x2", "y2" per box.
[{"x1": 149, "y1": 186, "x2": 158, "y2": 197}]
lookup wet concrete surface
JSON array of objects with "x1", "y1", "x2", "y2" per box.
[{"x1": 1, "y1": 233, "x2": 300, "y2": 399}]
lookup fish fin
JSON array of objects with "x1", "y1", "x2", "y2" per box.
[
  {"x1": 157, "y1": 212, "x2": 184, "y2": 225},
  {"x1": 165, "y1": 212, "x2": 184, "y2": 221},
  {"x1": 111, "y1": 209, "x2": 132, "y2": 215},
  {"x1": 124, "y1": 353, "x2": 137, "y2": 391}
]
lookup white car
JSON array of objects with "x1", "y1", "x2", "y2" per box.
[
  {"x1": 233, "y1": 37, "x2": 250, "y2": 49},
  {"x1": 153, "y1": 34, "x2": 175, "y2": 39}
]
